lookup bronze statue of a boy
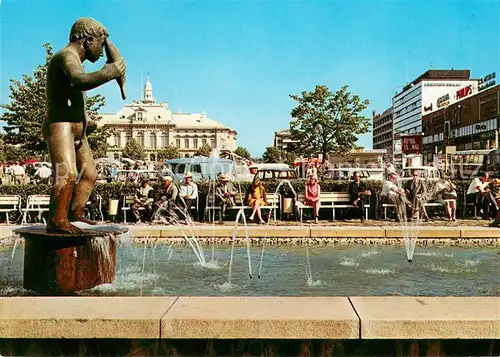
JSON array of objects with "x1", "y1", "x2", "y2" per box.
[{"x1": 43, "y1": 18, "x2": 125, "y2": 233}]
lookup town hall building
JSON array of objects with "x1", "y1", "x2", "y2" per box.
[{"x1": 99, "y1": 78, "x2": 238, "y2": 161}]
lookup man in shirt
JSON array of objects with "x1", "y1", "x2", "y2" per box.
[
  {"x1": 215, "y1": 173, "x2": 237, "y2": 221},
  {"x1": 34, "y1": 164, "x2": 53, "y2": 185},
  {"x1": 380, "y1": 173, "x2": 410, "y2": 222},
  {"x1": 348, "y1": 171, "x2": 371, "y2": 222},
  {"x1": 152, "y1": 176, "x2": 178, "y2": 223},
  {"x1": 466, "y1": 172, "x2": 498, "y2": 218},
  {"x1": 179, "y1": 172, "x2": 198, "y2": 220},
  {"x1": 404, "y1": 170, "x2": 429, "y2": 222},
  {"x1": 131, "y1": 178, "x2": 154, "y2": 223}
]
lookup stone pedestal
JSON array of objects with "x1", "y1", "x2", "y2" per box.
[{"x1": 14, "y1": 225, "x2": 128, "y2": 295}]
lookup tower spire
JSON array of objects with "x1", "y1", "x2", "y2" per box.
[{"x1": 143, "y1": 74, "x2": 154, "y2": 104}]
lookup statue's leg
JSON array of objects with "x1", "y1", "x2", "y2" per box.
[
  {"x1": 45, "y1": 123, "x2": 83, "y2": 234},
  {"x1": 69, "y1": 135, "x2": 98, "y2": 225}
]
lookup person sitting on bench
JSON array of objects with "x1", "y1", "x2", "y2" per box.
[
  {"x1": 304, "y1": 173, "x2": 321, "y2": 223},
  {"x1": 348, "y1": 171, "x2": 371, "y2": 222}
]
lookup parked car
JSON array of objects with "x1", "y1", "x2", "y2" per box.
[
  {"x1": 399, "y1": 166, "x2": 441, "y2": 182},
  {"x1": 164, "y1": 157, "x2": 253, "y2": 182},
  {"x1": 323, "y1": 168, "x2": 372, "y2": 180},
  {"x1": 254, "y1": 168, "x2": 299, "y2": 181}
]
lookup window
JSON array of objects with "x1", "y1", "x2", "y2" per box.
[
  {"x1": 136, "y1": 111, "x2": 143, "y2": 121},
  {"x1": 191, "y1": 164, "x2": 202, "y2": 174},
  {"x1": 125, "y1": 133, "x2": 132, "y2": 143},
  {"x1": 136, "y1": 132, "x2": 144, "y2": 147},
  {"x1": 211, "y1": 139, "x2": 216, "y2": 148},
  {"x1": 202, "y1": 139, "x2": 207, "y2": 146},
  {"x1": 150, "y1": 133, "x2": 157, "y2": 149},
  {"x1": 173, "y1": 164, "x2": 186, "y2": 174},
  {"x1": 184, "y1": 139, "x2": 189, "y2": 148},
  {"x1": 113, "y1": 134, "x2": 121, "y2": 148},
  {"x1": 161, "y1": 133, "x2": 168, "y2": 147},
  {"x1": 176, "y1": 138, "x2": 181, "y2": 148},
  {"x1": 193, "y1": 138, "x2": 199, "y2": 149}
]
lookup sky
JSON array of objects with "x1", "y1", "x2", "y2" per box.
[{"x1": 1, "y1": 0, "x2": 499, "y2": 157}]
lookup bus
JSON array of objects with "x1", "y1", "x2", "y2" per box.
[{"x1": 448, "y1": 149, "x2": 500, "y2": 179}]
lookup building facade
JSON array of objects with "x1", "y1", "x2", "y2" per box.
[
  {"x1": 99, "y1": 78, "x2": 237, "y2": 161},
  {"x1": 392, "y1": 69, "x2": 478, "y2": 163},
  {"x1": 273, "y1": 129, "x2": 297, "y2": 152},
  {"x1": 372, "y1": 107, "x2": 393, "y2": 158},
  {"x1": 422, "y1": 83, "x2": 499, "y2": 162}
]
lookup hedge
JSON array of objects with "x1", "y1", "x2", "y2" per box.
[{"x1": 0, "y1": 179, "x2": 474, "y2": 219}]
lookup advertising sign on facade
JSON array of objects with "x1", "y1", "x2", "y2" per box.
[
  {"x1": 478, "y1": 72, "x2": 496, "y2": 92},
  {"x1": 437, "y1": 93, "x2": 450, "y2": 108},
  {"x1": 402, "y1": 135, "x2": 423, "y2": 154}
]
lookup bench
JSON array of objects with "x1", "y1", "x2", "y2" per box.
[
  {"x1": 21, "y1": 195, "x2": 50, "y2": 224},
  {"x1": 296, "y1": 192, "x2": 370, "y2": 222},
  {"x1": 122, "y1": 195, "x2": 199, "y2": 222},
  {"x1": 0, "y1": 195, "x2": 21, "y2": 224},
  {"x1": 382, "y1": 200, "x2": 454, "y2": 220},
  {"x1": 206, "y1": 193, "x2": 280, "y2": 222},
  {"x1": 85, "y1": 194, "x2": 104, "y2": 222}
]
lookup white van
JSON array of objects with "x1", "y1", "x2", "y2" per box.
[{"x1": 164, "y1": 157, "x2": 253, "y2": 182}]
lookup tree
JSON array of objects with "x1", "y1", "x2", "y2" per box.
[
  {"x1": 157, "y1": 145, "x2": 181, "y2": 161},
  {"x1": 195, "y1": 143, "x2": 212, "y2": 157},
  {"x1": 262, "y1": 146, "x2": 281, "y2": 163},
  {"x1": 122, "y1": 139, "x2": 145, "y2": 161},
  {"x1": 289, "y1": 85, "x2": 370, "y2": 165},
  {"x1": 86, "y1": 94, "x2": 115, "y2": 158},
  {"x1": 283, "y1": 151, "x2": 297, "y2": 166},
  {"x1": 234, "y1": 146, "x2": 251, "y2": 160},
  {"x1": 0, "y1": 43, "x2": 113, "y2": 158}
]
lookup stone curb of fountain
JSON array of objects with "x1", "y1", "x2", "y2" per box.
[
  {"x1": 0, "y1": 297, "x2": 499, "y2": 340},
  {"x1": 1, "y1": 224, "x2": 499, "y2": 247}
]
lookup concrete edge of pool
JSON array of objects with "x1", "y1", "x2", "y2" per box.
[
  {"x1": 0, "y1": 296, "x2": 499, "y2": 340},
  {"x1": 2, "y1": 224, "x2": 500, "y2": 241}
]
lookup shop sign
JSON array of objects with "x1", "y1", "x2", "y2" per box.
[
  {"x1": 478, "y1": 72, "x2": 496, "y2": 92},
  {"x1": 402, "y1": 135, "x2": 422, "y2": 154},
  {"x1": 437, "y1": 93, "x2": 450, "y2": 108},
  {"x1": 456, "y1": 85, "x2": 472, "y2": 100},
  {"x1": 479, "y1": 131, "x2": 495, "y2": 140}
]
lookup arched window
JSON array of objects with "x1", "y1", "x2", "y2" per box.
[
  {"x1": 150, "y1": 133, "x2": 157, "y2": 149},
  {"x1": 113, "y1": 134, "x2": 121, "y2": 148},
  {"x1": 136, "y1": 132, "x2": 144, "y2": 147},
  {"x1": 161, "y1": 133, "x2": 168, "y2": 148}
]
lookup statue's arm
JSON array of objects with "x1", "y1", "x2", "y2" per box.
[{"x1": 60, "y1": 51, "x2": 120, "y2": 91}]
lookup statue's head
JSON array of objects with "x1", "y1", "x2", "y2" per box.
[{"x1": 69, "y1": 18, "x2": 109, "y2": 63}]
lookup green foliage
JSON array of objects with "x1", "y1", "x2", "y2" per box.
[
  {"x1": 283, "y1": 151, "x2": 297, "y2": 166},
  {"x1": 0, "y1": 43, "x2": 110, "y2": 159},
  {"x1": 3, "y1": 145, "x2": 33, "y2": 163},
  {"x1": 262, "y1": 146, "x2": 282, "y2": 163},
  {"x1": 157, "y1": 145, "x2": 181, "y2": 161},
  {"x1": 122, "y1": 139, "x2": 145, "y2": 161},
  {"x1": 86, "y1": 94, "x2": 115, "y2": 158},
  {"x1": 289, "y1": 85, "x2": 370, "y2": 163},
  {"x1": 194, "y1": 143, "x2": 212, "y2": 157},
  {"x1": 0, "y1": 138, "x2": 5, "y2": 163},
  {"x1": 234, "y1": 146, "x2": 251, "y2": 160}
]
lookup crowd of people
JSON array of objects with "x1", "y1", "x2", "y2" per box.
[{"x1": 0, "y1": 162, "x2": 52, "y2": 185}]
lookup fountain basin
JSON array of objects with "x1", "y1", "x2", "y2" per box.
[
  {"x1": 14, "y1": 225, "x2": 128, "y2": 295},
  {"x1": 2, "y1": 242, "x2": 498, "y2": 297}
]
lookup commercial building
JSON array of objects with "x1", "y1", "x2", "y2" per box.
[
  {"x1": 372, "y1": 107, "x2": 393, "y2": 158},
  {"x1": 392, "y1": 69, "x2": 478, "y2": 164},
  {"x1": 99, "y1": 78, "x2": 237, "y2": 161},
  {"x1": 273, "y1": 129, "x2": 297, "y2": 152},
  {"x1": 422, "y1": 79, "x2": 499, "y2": 162}
]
